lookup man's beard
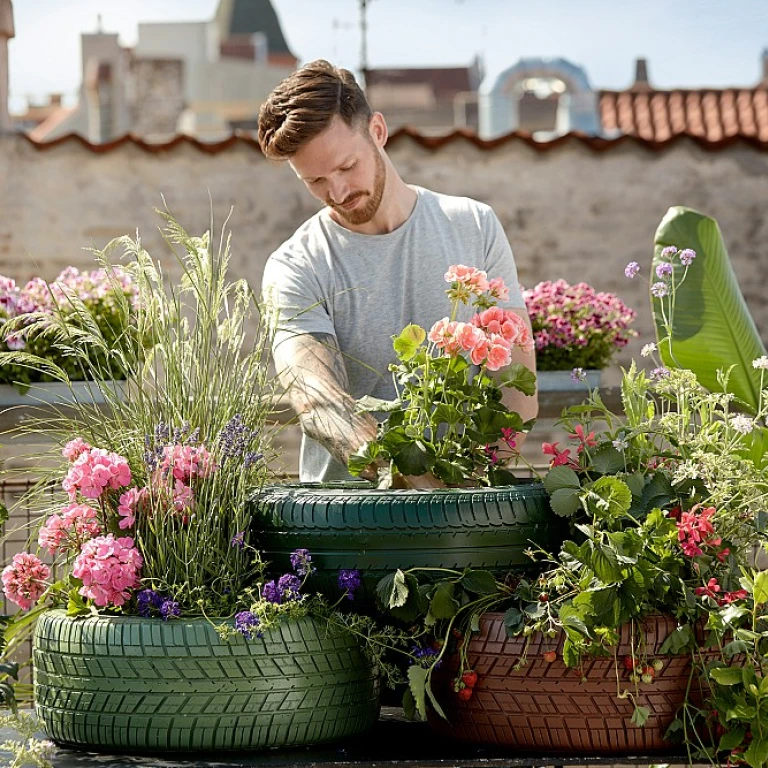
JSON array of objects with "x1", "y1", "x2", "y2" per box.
[{"x1": 327, "y1": 150, "x2": 387, "y2": 226}]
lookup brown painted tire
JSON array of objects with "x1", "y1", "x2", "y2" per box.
[{"x1": 429, "y1": 613, "x2": 704, "y2": 754}]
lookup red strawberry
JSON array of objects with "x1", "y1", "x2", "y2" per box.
[
  {"x1": 623, "y1": 655, "x2": 637, "y2": 670},
  {"x1": 461, "y1": 670, "x2": 478, "y2": 688},
  {"x1": 457, "y1": 686, "x2": 473, "y2": 701},
  {"x1": 543, "y1": 651, "x2": 557, "y2": 663}
]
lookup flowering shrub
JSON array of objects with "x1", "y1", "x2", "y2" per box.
[
  {"x1": 0, "y1": 267, "x2": 139, "y2": 386},
  {"x1": 523, "y1": 279, "x2": 636, "y2": 371},
  {"x1": 349, "y1": 264, "x2": 536, "y2": 487}
]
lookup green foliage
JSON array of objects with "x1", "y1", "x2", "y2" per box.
[{"x1": 652, "y1": 206, "x2": 767, "y2": 413}]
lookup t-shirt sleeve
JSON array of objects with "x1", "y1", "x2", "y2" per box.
[
  {"x1": 481, "y1": 207, "x2": 526, "y2": 309},
  {"x1": 261, "y1": 249, "x2": 337, "y2": 351}
]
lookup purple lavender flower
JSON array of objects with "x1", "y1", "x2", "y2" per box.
[
  {"x1": 217, "y1": 414, "x2": 261, "y2": 462},
  {"x1": 289, "y1": 549, "x2": 314, "y2": 577},
  {"x1": 650, "y1": 281, "x2": 668, "y2": 298},
  {"x1": 655, "y1": 262, "x2": 673, "y2": 278},
  {"x1": 338, "y1": 569, "x2": 362, "y2": 601},
  {"x1": 231, "y1": 531, "x2": 246, "y2": 550},
  {"x1": 679, "y1": 248, "x2": 696, "y2": 266},
  {"x1": 660, "y1": 246, "x2": 678, "y2": 258},
  {"x1": 234, "y1": 611, "x2": 261, "y2": 639},
  {"x1": 244, "y1": 451, "x2": 263, "y2": 469},
  {"x1": 651, "y1": 366, "x2": 670, "y2": 380},
  {"x1": 277, "y1": 573, "x2": 302, "y2": 601},
  {"x1": 160, "y1": 600, "x2": 181, "y2": 621},
  {"x1": 624, "y1": 261, "x2": 640, "y2": 279}
]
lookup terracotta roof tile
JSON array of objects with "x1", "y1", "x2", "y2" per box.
[{"x1": 599, "y1": 87, "x2": 768, "y2": 142}]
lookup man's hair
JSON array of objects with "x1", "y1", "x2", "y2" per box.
[{"x1": 258, "y1": 60, "x2": 373, "y2": 160}]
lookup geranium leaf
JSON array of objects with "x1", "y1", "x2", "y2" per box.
[
  {"x1": 501, "y1": 363, "x2": 537, "y2": 396},
  {"x1": 591, "y1": 446, "x2": 625, "y2": 475},
  {"x1": 393, "y1": 324, "x2": 426, "y2": 362},
  {"x1": 347, "y1": 440, "x2": 381, "y2": 476},
  {"x1": 394, "y1": 440, "x2": 434, "y2": 476},
  {"x1": 753, "y1": 571, "x2": 768, "y2": 605},
  {"x1": 745, "y1": 735, "x2": 768, "y2": 768},
  {"x1": 710, "y1": 666, "x2": 744, "y2": 686}
]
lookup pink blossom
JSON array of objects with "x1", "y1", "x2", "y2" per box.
[
  {"x1": 485, "y1": 335, "x2": 512, "y2": 371},
  {"x1": 172, "y1": 480, "x2": 194, "y2": 512},
  {"x1": 469, "y1": 335, "x2": 490, "y2": 366},
  {"x1": 160, "y1": 444, "x2": 216, "y2": 484},
  {"x1": 38, "y1": 502, "x2": 101, "y2": 554},
  {"x1": 2, "y1": 552, "x2": 51, "y2": 610},
  {"x1": 117, "y1": 488, "x2": 144, "y2": 530},
  {"x1": 63, "y1": 447, "x2": 132, "y2": 501},
  {"x1": 488, "y1": 277, "x2": 510, "y2": 301},
  {"x1": 721, "y1": 589, "x2": 748, "y2": 604},
  {"x1": 444, "y1": 264, "x2": 490, "y2": 295},
  {"x1": 501, "y1": 428, "x2": 517, "y2": 449},
  {"x1": 694, "y1": 577, "x2": 721, "y2": 601},
  {"x1": 62, "y1": 438, "x2": 91, "y2": 462},
  {"x1": 72, "y1": 534, "x2": 143, "y2": 607}
]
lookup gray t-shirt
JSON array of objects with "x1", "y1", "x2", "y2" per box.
[{"x1": 262, "y1": 186, "x2": 525, "y2": 482}]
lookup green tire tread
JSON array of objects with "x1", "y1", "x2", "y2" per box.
[{"x1": 33, "y1": 610, "x2": 380, "y2": 752}]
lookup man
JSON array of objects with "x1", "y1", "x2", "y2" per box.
[{"x1": 259, "y1": 60, "x2": 536, "y2": 486}]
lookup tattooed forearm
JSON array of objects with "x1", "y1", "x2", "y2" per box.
[{"x1": 273, "y1": 333, "x2": 378, "y2": 471}]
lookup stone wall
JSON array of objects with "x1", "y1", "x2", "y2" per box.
[{"x1": 1, "y1": 132, "x2": 767, "y2": 472}]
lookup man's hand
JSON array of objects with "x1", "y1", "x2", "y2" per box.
[{"x1": 273, "y1": 332, "x2": 377, "y2": 472}]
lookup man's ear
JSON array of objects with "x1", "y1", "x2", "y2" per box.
[{"x1": 368, "y1": 112, "x2": 388, "y2": 148}]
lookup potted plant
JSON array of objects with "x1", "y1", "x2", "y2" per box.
[
  {"x1": 523, "y1": 279, "x2": 637, "y2": 390},
  {"x1": 374, "y1": 246, "x2": 768, "y2": 764},
  {"x1": 0, "y1": 267, "x2": 138, "y2": 405},
  {"x1": 253, "y1": 265, "x2": 567, "y2": 599},
  {"x1": 0, "y1": 213, "x2": 385, "y2": 753}
]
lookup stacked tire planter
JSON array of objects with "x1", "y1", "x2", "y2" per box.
[
  {"x1": 429, "y1": 613, "x2": 702, "y2": 754},
  {"x1": 34, "y1": 610, "x2": 380, "y2": 752},
  {"x1": 251, "y1": 482, "x2": 567, "y2": 603}
]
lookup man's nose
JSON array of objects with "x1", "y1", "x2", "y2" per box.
[{"x1": 327, "y1": 176, "x2": 350, "y2": 205}]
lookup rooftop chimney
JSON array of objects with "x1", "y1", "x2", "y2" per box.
[
  {"x1": 632, "y1": 57, "x2": 651, "y2": 90},
  {"x1": 0, "y1": 0, "x2": 14, "y2": 133}
]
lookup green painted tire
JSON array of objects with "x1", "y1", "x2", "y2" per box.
[
  {"x1": 33, "y1": 610, "x2": 380, "y2": 752},
  {"x1": 251, "y1": 482, "x2": 566, "y2": 600}
]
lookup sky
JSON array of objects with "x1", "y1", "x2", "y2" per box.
[{"x1": 7, "y1": 0, "x2": 768, "y2": 112}]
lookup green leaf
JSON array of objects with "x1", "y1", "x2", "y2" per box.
[
  {"x1": 718, "y1": 726, "x2": 746, "y2": 753},
  {"x1": 402, "y1": 686, "x2": 417, "y2": 721},
  {"x1": 393, "y1": 324, "x2": 426, "y2": 362},
  {"x1": 376, "y1": 569, "x2": 409, "y2": 610},
  {"x1": 393, "y1": 440, "x2": 435, "y2": 476},
  {"x1": 67, "y1": 588, "x2": 89, "y2": 617},
  {"x1": 745, "y1": 736, "x2": 768, "y2": 768},
  {"x1": 591, "y1": 545, "x2": 624, "y2": 583},
  {"x1": 710, "y1": 666, "x2": 745, "y2": 686},
  {"x1": 659, "y1": 624, "x2": 694, "y2": 655},
  {"x1": 503, "y1": 606, "x2": 523, "y2": 635},
  {"x1": 543, "y1": 465, "x2": 581, "y2": 493},
  {"x1": 573, "y1": 586, "x2": 620, "y2": 626},
  {"x1": 591, "y1": 446, "x2": 626, "y2": 475},
  {"x1": 425, "y1": 679, "x2": 448, "y2": 721},
  {"x1": 585, "y1": 476, "x2": 633, "y2": 519},
  {"x1": 549, "y1": 487, "x2": 584, "y2": 517},
  {"x1": 347, "y1": 440, "x2": 381, "y2": 476},
  {"x1": 430, "y1": 581, "x2": 459, "y2": 620},
  {"x1": 754, "y1": 570, "x2": 768, "y2": 605},
  {"x1": 631, "y1": 705, "x2": 650, "y2": 727},
  {"x1": 558, "y1": 604, "x2": 590, "y2": 637},
  {"x1": 388, "y1": 573, "x2": 427, "y2": 623},
  {"x1": 501, "y1": 363, "x2": 537, "y2": 396},
  {"x1": 624, "y1": 472, "x2": 646, "y2": 498},
  {"x1": 407, "y1": 665, "x2": 428, "y2": 720},
  {"x1": 653, "y1": 207, "x2": 766, "y2": 413},
  {"x1": 0, "y1": 501, "x2": 7, "y2": 527},
  {"x1": 355, "y1": 395, "x2": 402, "y2": 413},
  {"x1": 432, "y1": 404, "x2": 464, "y2": 426},
  {"x1": 562, "y1": 637, "x2": 581, "y2": 668},
  {"x1": 460, "y1": 570, "x2": 499, "y2": 596},
  {"x1": 433, "y1": 458, "x2": 466, "y2": 486}
]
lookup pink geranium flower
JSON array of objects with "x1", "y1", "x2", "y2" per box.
[
  {"x1": 72, "y1": 534, "x2": 143, "y2": 608},
  {"x1": 444, "y1": 264, "x2": 490, "y2": 295},
  {"x1": 2, "y1": 552, "x2": 51, "y2": 610},
  {"x1": 38, "y1": 502, "x2": 102, "y2": 554}
]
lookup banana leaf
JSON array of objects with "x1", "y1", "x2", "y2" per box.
[{"x1": 652, "y1": 206, "x2": 766, "y2": 413}]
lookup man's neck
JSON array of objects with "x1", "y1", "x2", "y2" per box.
[{"x1": 329, "y1": 169, "x2": 417, "y2": 236}]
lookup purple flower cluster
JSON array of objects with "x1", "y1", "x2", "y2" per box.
[
  {"x1": 217, "y1": 414, "x2": 263, "y2": 467},
  {"x1": 410, "y1": 645, "x2": 442, "y2": 668},
  {"x1": 262, "y1": 573, "x2": 302, "y2": 604},
  {"x1": 523, "y1": 280, "x2": 636, "y2": 370},
  {"x1": 231, "y1": 531, "x2": 246, "y2": 550},
  {"x1": 234, "y1": 610, "x2": 262, "y2": 639},
  {"x1": 289, "y1": 548, "x2": 314, "y2": 577},
  {"x1": 338, "y1": 569, "x2": 362, "y2": 601},
  {"x1": 136, "y1": 588, "x2": 180, "y2": 621}
]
